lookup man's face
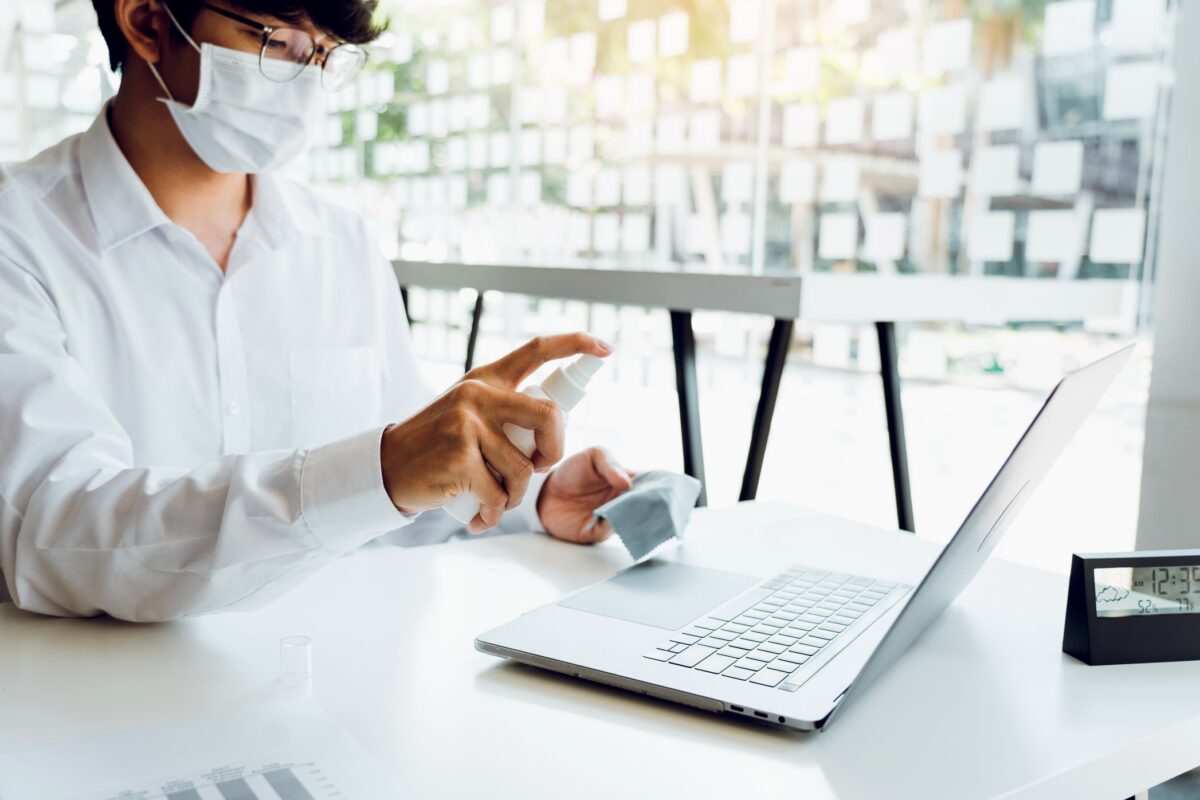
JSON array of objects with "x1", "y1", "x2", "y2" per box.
[{"x1": 157, "y1": 1, "x2": 333, "y2": 105}]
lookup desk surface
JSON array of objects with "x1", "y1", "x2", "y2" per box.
[
  {"x1": 393, "y1": 261, "x2": 1136, "y2": 325},
  {"x1": 1, "y1": 502, "x2": 1197, "y2": 799}
]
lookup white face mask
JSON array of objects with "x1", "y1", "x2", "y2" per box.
[{"x1": 148, "y1": 5, "x2": 321, "y2": 174}]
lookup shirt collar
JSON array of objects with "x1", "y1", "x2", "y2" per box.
[
  {"x1": 80, "y1": 104, "x2": 324, "y2": 255},
  {"x1": 79, "y1": 104, "x2": 172, "y2": 253}
]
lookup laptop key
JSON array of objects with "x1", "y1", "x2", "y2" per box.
[
  {"x1": 743, "y1": 650, "x2": 773, "y2": 663},
  {"x1": 718, "y1": 645, "x2": 751, "y2": 658},
  {"x1": 724, "y1": 622, "x2": 750, "y2": 634},
  {"x1": 699, "y1": 636, "x2": 728, "y2": 648},
  {"x1": 777, "y1": 652, "x2": 810, "y2": 665},
  {"x1": 749, "y1": 668, "x2": 789, "y2": 687},
  {"x1": 709, "y1": 630, "x2": 737, "y2": 641},
  {"x1": 669, "y1": 645, "x2": 718, "y2": 667},
  {"x1": 734, "y1": 657, "x2": 766, "y2": 671},
  {"x1": 769, "y1": 658, "x2": 800, "y2": 673},
  {"x1": 696, "y1": 654, "x2": 738, "y2": 674},
  {"x1": 644, "y1": 649, "x2": 675, "y2": 661},
  {"x1": 723, "y1": 666, "x2": 756, "y2": 680},
  {"x1": 808, "y1": 629, "x2": 837, "y2": 641},
  {"x1": 668, "y1": 643, "x2": 688, "y2": 653},
  {"x1": 681, "y1": 626, "x2": 710, "y2": 638},
  {"x1": 758, "y1": 643, "x2": 786, "y2": 655},
  {"x1": 789, "y1": 643, "x2": 821, "y2": 656},
  {"x1": 798, "y1": 635, "x2": 829, "y2": 648},
  {"x1": 694, "y1": 617, "x2": 723, "y2": 630},
  {"x1": 669, "y1": 633, "x2": 701, "y2": 645}
]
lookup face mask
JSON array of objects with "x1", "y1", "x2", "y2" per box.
[{"x1": 148, "y1": 4, "x2": 321, "y2": 173}]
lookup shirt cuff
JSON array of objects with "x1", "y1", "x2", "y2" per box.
[
  {"x1": 299, "y1": 426, "x2": 413, "y2": 547},
  {"x1": 506, "y1": 469, "x2": 549, "y2": 534}
]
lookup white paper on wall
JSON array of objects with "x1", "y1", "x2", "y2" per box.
[
  {"x1": 593, "y1": 213, "x2": 620, "y2": 252},
  {"x1": 977, "y1": 76, "x2": 1025, "y2": 132},
  {"x1": 569, "y1": 32, "x2": 598, "y2": 85},
  {"x1": 779, "y1": 160, "x2": 816, "y2": 204},
  {"x1": 727, "y1": 54, "x2": 759, "y2": 98},
  {"x1": 569, "y1": 125, "x2": 595, "y2": 162},
  {"x1": 917, "y1": 149, "x2": 963, "y2": 199},
  {"x1": 541, "y1": 37, "x2": 569, "y2": 81},
  {"x1": 967, "y1": 210, "x2": 1015, "y2": 261},
  {"x1": 730, "y1": 0, "x2": 761, "y2": 43},
  {"x1": 489, "y1": 132, "x2": 511, "y2": 167},
  {"x1": 659, "y1": 11, "x2": 689, "y2": 57},
  {"x1": 448, "y1": 96, "x2": 469, "y2": 132},
  {"x1": 598, "y1": 0, "x2": 627, "y2": 22},
  {"x1": 543, "y1": 87, "x2": 568, "y2": 123},
  {"x1": 543, "y1": 128, "x2": 567, "y2": 163},
  {"x1": 468, "y1": 53, "x2": 489, "y2": 89},
  {"x1": 427, "y1": 60, "x2": 450, "y2": 95},
  {"x1": 428, "y1": 100, "x2": 449, "y2": 138},
  {"x1": 722, "y1": 162, "x2": 755, "y2": 204},
  {"x1": 685, "y1": 214, "x2": 709, "y2": 254},
  {"x1": 971, "y1": 145, "x2": 1020, "y2": 197},
  {"x1": 519, "y1": 171, "x2": 543, "y2": 206},
  {"x1": 655, "y1": 164, "x2": 689, "y2": 205},
  {"x1": 871, "y1": 91, "x2": 914, "y2": 141},
  {"x1": 783, "y1": 103, "x2": 820, "y2": 148},
  {"x1": 491, "y1": 50, "x2": 515, "y2": 85},
  {"x1": 785, "y1": 47, "x2": 821, "y2": 92},
  {"x1": 623, "y1": 166, "x2": 652, "y2": 206},
  {"x1": 447, "y1": 136, "x2": 468, "y2": 170},
  {"x1": 567, "y1": 172, "x2": 593, "y2": 206},
  {"x1": 468, "y1": 134, "x2": 489, "y2": 169},
  {"x1": 624, "y1": 120, "x2": 654, "y2": 158},
  {"x1": 1103, "y1": 62, "x2": 1160, "y2": 120},
  {"x1": 594, "y1": 168, "x2": 622, "y2": 206},
  {"x1": 1031, "y1": 140, "x2": 1084, "y2": 195},
  {"x1": 594, "y1": 74, "x2": 624, "y2": 118},
  {"x1": 449, "y1": 175, "x2": 469, "y2": 209},
  {"x1": 657, "y1": 114, "x2": 687, "y2": 154},
  {"x1": 487, "y1": 172, "x2": 512, "y2": 206},
  {"x1": 1025, "y1": 209, "x2": 1080, "y2": 262},
  {"x1": 861, "y1": 213, "x2": 906, "y2": 261},
  {"x1": 407, "y1": 103, "x2": 429, "y2": 136},
  {"x1": 468, "y1": 94, "x2": 491, "y2": 128},
  {"x1": 1089, "y1": 208, "x2": 1146, "y2": 263},
  {"x1": 825, "y1": 96, "x2": 865, "y2": 145},
  {"x1": 1110, "y1": 0, "x2": 1166, "y2": 51},
  {"x1": 628, "y1": 19, "x2": 657, "y2": 63},
  {"x1": 568, "y1": 212, "x2": 591, "y2": 252},
  {"x1": 626, "y1": 71, "x2": 656, "y2": 115},
  {"x1": 689, "y1": 110, "x2": 722, "y2": 152},
  {"x1": 820, "y1": 156, "x2": 861, "y2": 203},
  {"x1": 517, "y1": 88, "x2": 543, "y2": 125},
  {"x1": 491, "y1": 4, "x2": 516, "y2": 42},
  {"x1": 720, "y1": 211, "x2": 753, "y2": 255},
  {"x1": 918, "y1": 84, "x2": 966, "y2": 136},
  {"x1": 832, "y1": 0, "x2": 870, "y2": 26},
  {"x1": 1042, "y1": 0, "x2": 1095, "y2": 56},
  {"x1": 520, "y1": 0, "x2": 545, "y2": 38},
  {"x1": 818, "y1": 213, "x2": 859, "y2": 259},
  {"x1": 622, "y1": 213, "x2": 652, "y2": 252},
  {"x1": 520, "y1": 129, "x2": 542, "y2": 165},
  {"x1": 876, "y1": 29, "x2": 917, "y2": 79},
  {"x1": 922, "y1": 19, "x2": 972, "y2": 74},
  {"x1": 690, "y1": 59, "x2": 722, "y2": 103}
]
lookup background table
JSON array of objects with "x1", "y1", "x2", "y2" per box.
[
  {"x1": 394, "y1": 261, "x2": 1135, "y2": 532},
  {"x1": 1, "y1": 502, "x2": 1195, "y2": 799}
]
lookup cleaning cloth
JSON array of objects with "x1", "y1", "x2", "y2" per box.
[{"x1": 594, "y1": 470, "x2": 702, "y2": 562}]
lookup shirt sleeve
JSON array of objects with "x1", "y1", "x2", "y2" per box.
[{"x1": 0, "y1": 257, "x2": 413, "y2": 621}]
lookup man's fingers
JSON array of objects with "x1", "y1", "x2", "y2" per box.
[
  {"x1": 475, "y1": 384, "x2": 566, "y2": 469},
  {"x1": 463, "y1": 457, "x2": 508, "y2": 534},
  {"x1": 591, "y1": 447, "x2": 634, "y2": 491},
  {"x1": 575, "y1": 515, "x2": 613, "y2": 544},
  {"x1": 469, "y1": 333, "x2": 612, "y2": 389},
  {"x1": 477, "y1": 428, "x2": 534, "y2": 510}
]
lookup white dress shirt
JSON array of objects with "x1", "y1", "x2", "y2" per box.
[{"x1": 0, "y1": 108, "x2": 544, "y2": 621}]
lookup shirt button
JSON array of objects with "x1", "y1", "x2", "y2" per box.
[{"x1": 227, "y1": 401, "x2": 242, "y2": 416}]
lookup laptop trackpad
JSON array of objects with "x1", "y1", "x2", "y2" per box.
[{"x1": 559, "y1": 560, "x2": 758, "y2": 630}]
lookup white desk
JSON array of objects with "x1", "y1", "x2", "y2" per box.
[
  {"x1": 394, "y1": 261, "x2": 1138, "y2": 531},
  {"x1": 1, "y1": 502, "x2": 1196, "y2": 799}
]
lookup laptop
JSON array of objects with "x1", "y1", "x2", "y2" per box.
[{"x1": 476, "y1": 345, "x2": 1134, "y2": 730}]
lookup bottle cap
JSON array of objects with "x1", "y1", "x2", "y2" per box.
[{"x1": 541, "y1": 354, "x2": 605, "y2": 412}]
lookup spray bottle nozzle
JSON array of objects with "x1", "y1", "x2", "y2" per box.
[{"x1": 563, "y1": 354, "x2": 605, "y2": 385}]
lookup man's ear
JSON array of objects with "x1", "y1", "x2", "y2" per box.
[{"x1": 113, "y1": 0, "x2": 171, "y2": 66}]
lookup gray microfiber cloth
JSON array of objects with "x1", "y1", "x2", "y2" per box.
[{"x1": 594, "y1": 470, "x2": 702, "y2": 562}]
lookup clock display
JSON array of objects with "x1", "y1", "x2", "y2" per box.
[{"x1": 1094, "y1": 565, "x2": 1200, "y2": 617}]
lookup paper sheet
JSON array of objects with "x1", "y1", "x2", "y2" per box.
[
  {"x1": 923, "y1": 19, "x2": 972, "y2": 74},
  {"x1": 818, "y1": 213, "x2": 859, "y2": 260},
  {"x1": 727, "y1": 53, "x2": 759, "y2": 98},
  {"x1": 628, "y1": 19, "x2": 656, "y2": 64},
  {"x1": 872, "y1": 91, "x2": 914, "y2": 141},
  {"x1": 729, "y1": 0, "x2": 761, "y2": 43},
  {"x1": 623, "y1": 166, "x2": 652, "y2": 206},
  {"x1": 977, "y1": 76, "x2": 1025, "y2": 131},
  {"x1": 779, "y1": 160, "x2": 816, "y2": 204},
  {"x1": 721, "y1": 162, "x2": 755, "y2": 204},
  {"x1": 594, "y1": 167, "x2": 621, "y2": 206},
  {"x1": 967, "y1": 210, "x2": 1015, "y2": 262},
  {"x1": 656, "y1": 114, "x2": 687, "y2": 154},
  {"x1": 0, "y1": 698, "x2": 405, "y2": 800},
  {"x1": 689, "y1": 110, "x2": 722, "y2": 152},
  {"x1": 826, "y1": 96, "x2": 865, "y2": 145},
  {"x1": 1031, "y1": 140, "x2": 1084, "y2": 196},
  {"x1": 820, "y1": 156, "x2": 860, "y2": 203},
  {"x1": 861, "y1": 213, "x2": 906, "y2": 261},
  {"x1": 622, "y1": 213, "x2": 652, "y2": 252},
  {"x1": 785, "y1": 47, "x2": 821, "y2": 92},
  {"x1": 720, "y1": 211, "x2": 752, "y2": 255},
  {"x1": 918, "y1": 84, "x2": 966, "y2": 136},
  {"x1": 1089, "y1": 208, "x2": 1146, "y2": 263},
  {"x1": 876, "y1": 29, "x2": 917, "y2": 79},
  {"x1": 1042, "y1": 0, "x2": 1095, "y2": 56},
  {"x1": 659, "y1": 11, "x2": 689, "y2": 57},
  {"x1": 593, "y1": 213, "x2": 620, "y2": 252},
  {"x1": 783, "y1": 103, "x2": 819, "y2": 148},
  {"x1": 1026, "y1": 209, "x2": 1080, "y2": 262},
  {"x1": 690, "y1": 59, "x2": 722, "y2": 102},
  {"x1": 599, "y1": 0, "x2": 626, "y2": 21},
  {"x1": 1103, "y1": 61, "x2": 1160, "y2": 120},
  {"x1": 971, "y1": 144, "x2": 1020, "y2": 197},
  {"x1": 918, "y1": 149, "x2": 963, "y2": 199}
]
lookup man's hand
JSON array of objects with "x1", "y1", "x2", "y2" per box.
[
  {"x1": 380, "y1": 333, "x2": 611, "y2": 534},
  {"x1": 538, "y1": 447, "x2": 634, "y2": 544}
]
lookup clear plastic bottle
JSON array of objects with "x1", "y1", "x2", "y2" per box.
[{"x1": 444, "y1": 354, "x2": 606, "y2": 524}]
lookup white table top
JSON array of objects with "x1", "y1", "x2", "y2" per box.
[
  {"x1": 393, "y1": 261, "x2": 1136, "y2": 325},
  {"x1": 1, "y1": 502, "x2": 1197, "y2": 799}
]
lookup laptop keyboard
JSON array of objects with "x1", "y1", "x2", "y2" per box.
[{"x1": 643, "y1": 564, "x2": 906, "y2": 691}]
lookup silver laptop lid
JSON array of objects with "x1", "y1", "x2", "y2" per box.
[{"x1": 825, "y1": 344, "x2": 1135, "y2": 727}]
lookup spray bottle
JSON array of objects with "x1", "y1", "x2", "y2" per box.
[{"x1": 444, "y1": 354, "x2": 606, "y2": 524}]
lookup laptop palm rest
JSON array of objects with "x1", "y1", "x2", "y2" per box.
[{"x1": 558, "y1": 560, "x2": 758, "y2": 630}]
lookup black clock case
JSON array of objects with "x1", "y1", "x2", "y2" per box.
[{"x1": 1063, "y1": 549, "x2": 1200, "y2": 666}]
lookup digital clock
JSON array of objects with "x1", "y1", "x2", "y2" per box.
[{"x1": 1063, "y1": 550, "x2": 1200, "y2": 665}]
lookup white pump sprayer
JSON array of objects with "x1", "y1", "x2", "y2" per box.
[{"x1": 444, "y1": 354, "x2": 606, "y2": 525}]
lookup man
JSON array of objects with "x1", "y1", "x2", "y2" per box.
[{"x1": 0, "y1": 0, "x2": 633, "y2": 621}]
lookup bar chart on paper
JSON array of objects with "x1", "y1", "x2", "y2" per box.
[{"x1": 0, "y1": 699, "x2": 405, "y2": 800}]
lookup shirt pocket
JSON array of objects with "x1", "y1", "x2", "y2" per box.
[{"x1": 288, "y1": 346, "x2": 383, "y2": 448}]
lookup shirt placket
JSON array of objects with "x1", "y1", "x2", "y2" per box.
[{"x1": 214, "y1": 277, "x2": 252, "y2": 454}]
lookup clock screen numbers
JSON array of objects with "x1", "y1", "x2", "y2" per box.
[{"x1": 1093, "y1": 565, "x2": 1200, "y2": 617}]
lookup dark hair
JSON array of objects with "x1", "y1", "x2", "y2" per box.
[{"x1": 92, "y1": 0, "x2": 387, "y2": 72}]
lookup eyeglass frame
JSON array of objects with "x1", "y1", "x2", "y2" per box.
[{"x1": 191, "y1": 1, "x2": 368, "y2": 89}]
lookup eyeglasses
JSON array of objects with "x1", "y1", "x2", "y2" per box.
[{"x1": 196, "y1": 1, "x2": 368, "y2": 91}]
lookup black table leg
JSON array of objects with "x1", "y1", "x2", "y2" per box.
[
  {"x1": 670, "y1": 310, "x2": 707, "y2": 506},
  {"x1": 400, "y1": 287, "x2": 412, "y2": 326},
  {"x1": 876, "y1": 321, "x2": 915, "y2": 533},
  {"x1": 740, "y1": 318, "x2": 795, "y2": 502},
  {"x1": 463, "y1": 291, "x2": 485, "y2": 373}
]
